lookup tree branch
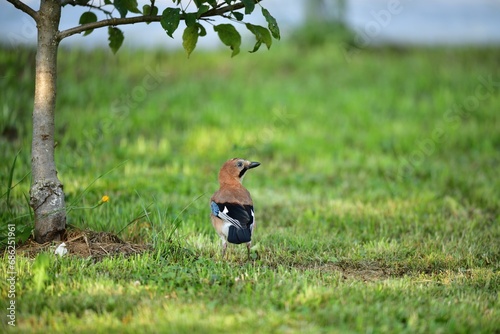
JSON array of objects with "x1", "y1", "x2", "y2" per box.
[
  {"x1": 61, "y1": 0, "x2": 113, "y2": 15},
  {"x1": 58, "y1": 15, "x2": 158, "y2": 40},
  {"x1": 6, "y1": 0, "x2": 38, "y2": 21},
  {"x1": 57, "y1": 0, "x2": 262, "y2": 41},
  {"x1": 201, "y1": 0, "x2": 261, "y2": 18}
]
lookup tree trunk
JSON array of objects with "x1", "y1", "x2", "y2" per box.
[{"x1": 30, "y1": 0, "x2": 66, "y2": 243}]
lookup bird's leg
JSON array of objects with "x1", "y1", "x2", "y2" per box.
[
  {"x1": 246, "y1": 242, "x2": 251, "y2": 260},
  {"x1": 221, "y1": 241, "x2": 227, "y2": 259}
]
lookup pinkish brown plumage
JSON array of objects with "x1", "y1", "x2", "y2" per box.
[{"x1": 210, "y1": 158, "x2": 260, "y2": 259}]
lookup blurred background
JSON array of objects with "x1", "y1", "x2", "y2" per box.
[
  {"x1": 1, "y1": 0, "x2": 500, "y2": 48},
  {"x1": 1, "y1": 0, "x2": 499, "y2": 237}
]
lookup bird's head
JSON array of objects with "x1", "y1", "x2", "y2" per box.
[{"x1": 218, "y1": 158, "x2": 260, "y2": 185}]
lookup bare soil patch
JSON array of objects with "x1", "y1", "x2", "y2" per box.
[{"x1": 16, "y1": 229, "x2": 151, "y2": 260}]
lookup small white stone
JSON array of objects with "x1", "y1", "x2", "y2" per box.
[{"x1": 54, "y1": 242, "x2": 68, "y2": 257}]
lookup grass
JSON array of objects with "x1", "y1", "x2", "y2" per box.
[{"x1": 0, "y1": 36, "x2": 499, "y2": 333}]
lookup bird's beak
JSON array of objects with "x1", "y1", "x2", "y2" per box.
[{"x1": 248, "y1": 161, "x2": 260, "y2": 169}]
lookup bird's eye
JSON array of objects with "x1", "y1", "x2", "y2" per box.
[{"x1": 237, "y1": 161, "x2": 243, "y2": 168}]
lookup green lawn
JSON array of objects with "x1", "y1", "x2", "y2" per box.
[{"x1": 1, "y1": 39, "x2": 499, "y2": 333}]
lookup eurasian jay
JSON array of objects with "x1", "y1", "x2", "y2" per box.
[{"x1": 210, "y1": 158, "x2": 260, "y2": 259}]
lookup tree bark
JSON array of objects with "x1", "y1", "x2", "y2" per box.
[{"x1": 30, "y1": 0, "x2": 66, "y2": 243}]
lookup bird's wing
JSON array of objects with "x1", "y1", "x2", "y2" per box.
[{"x1": 211, "y1": 201, "x2": 254, "y2": 230}]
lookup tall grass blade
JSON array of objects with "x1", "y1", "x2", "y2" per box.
[
  {"x1": 22, "y1": 191, "x2": 33, "y2": 221},
  {"x1": 166, "y1": 193, "x2": 205, "y2": 241},
  {"x1": 5, "y1": 150, "x2": 20, "y2": 209},
  {"x1": 69, "y1": 160, "x2": 129, "y2": 208}
]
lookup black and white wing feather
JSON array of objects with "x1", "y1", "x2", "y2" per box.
[{"x1": 211, "y1": 201, "x2": 254, "y2": 228}]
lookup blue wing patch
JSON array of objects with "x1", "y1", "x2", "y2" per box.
[{"x1": 210, "y1": 201, "x2": 220, "y2": 216}]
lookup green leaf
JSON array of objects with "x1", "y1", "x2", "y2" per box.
[
  {"x1": 79, "y1": 12, "x2": 97, "y2": 36},
  {"x1": 249, "y1": 40, "x2": 262, "y2": 53},
  {"x1": 143, "y1": 4, "x2": 158, "y2": 15},
  {"x1": 143, "y1": 5, "x2": 158, "y2": 24},
  {"x1": 113, "y1": 0, "x2": 140, "y2": 16},
  {"x1": 207, "y1": 0, "x2": 217, "y2": 7},
  {"x1": 240, "y1": 0, "x2": 255, "y2": 14},
  {"x1": 214, "y1": 24, "x2": 241, "y2": 57},
  {"x1": 232, "y1": 11, "x2": 244, "y2": 21},
  {"x1": 262, "y1": 8, "x2": 280, "y2": 40},
  {"x1": 161, "y1": 8, "x2": 180, "y2": 38},
  {"x1": 184, "y1": 12, "x2": 197, "y2": 27},
  {"x1": 246, "y1": 23, "x2": 272, "y2": 52},
  {"x1": 79, "y1": 12, "x2": 97, "y2": 24},
  {"x1": 108, "y1": 27, "x2": 124, "y2": 54},
  {"x1": 123, "y1": 0, "x2": 141, "y2": 14},
  {"x1": 182, "y1": 25, "x2": 199, "y2": 58},
  {"x1": 197, "y1": 4, "x2": 210, "y2": 17},
  {"x1": 197, "y1": 23, "x2": 207, "y2": 37},
  {"x1": 113, "y1": 0, "x2": 128, "y2": 18}
]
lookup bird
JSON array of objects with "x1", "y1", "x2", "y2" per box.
[{"x1": 210, "y1": 158, "x2": 260, "y2": 259}]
